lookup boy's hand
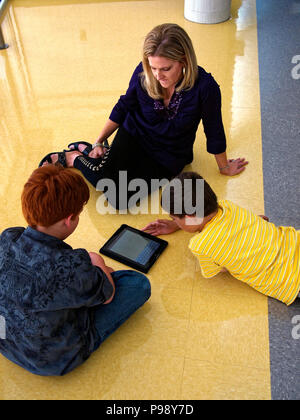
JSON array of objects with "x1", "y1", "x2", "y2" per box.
[{"x1": 142, "y1": 219, "x2": 180, "y2": 236}]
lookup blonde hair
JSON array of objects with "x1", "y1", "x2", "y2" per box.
[{"x1": 141, "y1": 23, "x2": 198, "y2": 100}]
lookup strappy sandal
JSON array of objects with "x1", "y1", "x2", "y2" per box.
[
  {"x1": 67, "y1": 141, "x2": 92, "y2": 157},
  {"x1": 39, "y1": 151, "x2": 67, "y2": 168}
]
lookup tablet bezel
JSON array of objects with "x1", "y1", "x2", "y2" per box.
[{"x1": 99, "y1": 224, "x2": 168, "y2": 273}]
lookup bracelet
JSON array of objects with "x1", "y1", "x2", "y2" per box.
[
  {"x1": 92, "y1": 142, "x2": 104, "y2": 149},
  {"x1": 219, "y1": 165, "x2": 229, "y2": 171}
]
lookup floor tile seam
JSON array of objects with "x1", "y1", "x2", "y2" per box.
[
  {"x1": 182, "y1": 355, "x2": 271, "y2": 375},
  {"x1": 178, "y1": 356, "x2": 187, "y2": 399},
  {"x1": 181, "y1": 260, "x2": 199, "y2": 359},
  {"x1": 184, "y1": 281, "x2": 270, "y2": 372},
  {"x1": 127, "y1": 323, "x2": 192, "y2": 359},
  {"x1": 184, "y1": 345, "x2": 270, "y2": 371},
  {"x1": 183, "y1": 279, "x2": 196, "y2": 359},
  {"x1": 119, "y1": 346, "x2": 186, "y2": 364},
  {"x1": 150, "y1": 284, "x2": 195, "y2": 292},
  {"x1": 192, "y1": 283, "x2": 269, "y2": 304},
  {"x1": 142, "y1": 316, "x2": 190, "y2": 331}
]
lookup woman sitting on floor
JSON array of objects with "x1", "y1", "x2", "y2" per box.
[{"x1": 40, "y1": 23, "x2": 248, "y2": 209}]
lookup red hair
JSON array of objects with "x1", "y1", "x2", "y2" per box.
[{"x1": 22, "y1": 165, "x2": 90, "y2": 227}]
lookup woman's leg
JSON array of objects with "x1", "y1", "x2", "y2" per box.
[
  {"x1": 73, "y1": 127, "x2": 139, "y2": 188},
  {"x1": 73, "y1": 127, "x2": 174, "y2": 210},
  {"x1": 92, "y1": 270, "x2": 151, "y2": 350}
]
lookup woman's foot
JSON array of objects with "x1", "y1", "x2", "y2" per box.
[
  {"x1": 68, "y1": 141, "x2": 94, "y2": 157},
  {"x1": 68, "y1": 143, "x2": 90, "y2": 154},
  {"x1": 40, "y1": 150, "x2": 82, "y2": 168}
]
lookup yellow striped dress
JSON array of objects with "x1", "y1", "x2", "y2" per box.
[{"x1": 189, "y1": 200, "x2": 300, "y2": 305}]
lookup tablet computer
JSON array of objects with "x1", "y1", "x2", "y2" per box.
[{"x1": 99, "y1": 224, "x2": 168, "y2": 273}]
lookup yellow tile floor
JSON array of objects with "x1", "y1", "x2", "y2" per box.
[{"x1": 0, "y1": 0, "x2": 271, "y2": 399}]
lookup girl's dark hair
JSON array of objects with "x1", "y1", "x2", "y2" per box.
[{"x1": 161, "y1": 172, "x2": 218, "y2": 218}]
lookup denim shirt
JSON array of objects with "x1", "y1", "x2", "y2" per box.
[{"x1": 0, "y1": 227, "x2": 113, "y2": 376}]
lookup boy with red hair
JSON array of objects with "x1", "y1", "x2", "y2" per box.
[{"x1": 0, "y1": 165, "x2": 150, "y2": 376}]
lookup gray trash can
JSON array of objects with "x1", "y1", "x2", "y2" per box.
[{"x1": 184, "y1": 0, "x2": 232, "y2": 24}]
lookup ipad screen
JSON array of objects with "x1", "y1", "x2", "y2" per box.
[{"x1": 108, "y1": 230, "x2": 160, "y2": 265}]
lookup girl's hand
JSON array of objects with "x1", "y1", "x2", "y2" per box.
[{"x1": 142, "y1": 219, "x2": 180, "y2": 236}]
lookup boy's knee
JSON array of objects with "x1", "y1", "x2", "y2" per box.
[
  {"x1": 113, "y1": 270, "x2": 151, "y2": 304},
  {"x1": 130, "y1": 272, "x2": 151, "y2": 303},
  {"x1": 139, "y1": 274, "x2": 151, "y2": 301}
]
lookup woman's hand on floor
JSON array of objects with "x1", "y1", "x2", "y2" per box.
[{"x1": 220, "y1": 158, "x2": 249, "y2": 176}]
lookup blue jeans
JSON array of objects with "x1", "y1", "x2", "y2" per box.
[{"x1": 92, "y1": 270, "x2": 151, "y2": 350}]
